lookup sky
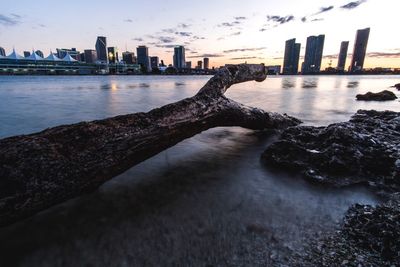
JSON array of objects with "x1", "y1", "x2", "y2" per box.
[{"x1": 1, "y1": 0, "x2": 399, "y2": 69}]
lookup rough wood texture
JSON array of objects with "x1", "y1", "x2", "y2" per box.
[{"x1": 0, "y1": 64, "x2": 300, "y2": 226}]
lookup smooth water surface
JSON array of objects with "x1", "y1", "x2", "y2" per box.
[{"x1": 0, "y1": 75, "x2": 398, "y2": 266}]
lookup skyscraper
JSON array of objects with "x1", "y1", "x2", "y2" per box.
[
  {"x1": 197, "y1": 60, "x2": 203, "y2": 69},
  {"x1": 337, "y1": 41, "x2": 349, "y2": 72},
  {"x1": 0, "y1": 47, "x2": 5, "y2": 56},
  {"x1": 150, "y1": 56, "x2": 159, "y2": 69},
  {"x1": 203, "y1": 58, "x2": 209, "y2": 69},
  {"x1": 95, "y1": 36, "x2": 107, "y2": 63},
  {"x1": 84, "y1": 49, "x2": 98, "y2": 63},
  {"x1": 107, "y1": 47, "x2": 118, "y2": 63},
  {"x1": 302, "y1": 34, "x2": 325, "y2": 74},
  {"x1": 350, "y1": 28, "x2": 370, "y2": 73},
  {"x1": 122, "y1": 51, "x2": 136, "y2": 64},
  {"x1": 283, "y1": 38, "x2": 301, "y2": 75},
  {"x1": 56, "y1": 48, "x2": 80, "y2": 60},
  {"x1": 137, "y1": 46, "x2": 150, "y2": 72},
  {"x1": 23, "y1": 51, "x2": 31, "y2": 57},
  {"x1": 186, "y1": 61, "x2": 192, "y2": 69},
  {"x1": 173, "y1": 46, "x2": 186, "y2": 69}
]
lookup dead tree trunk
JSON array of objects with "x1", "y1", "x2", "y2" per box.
[{"x1": 0, "y1": 64, "x2": 300, "y2": 226}]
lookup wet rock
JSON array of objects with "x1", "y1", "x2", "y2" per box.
[
  {"x1": 356, "y1": 90, "x2": 397, "y2": 101},
  {"x1": 262, "y1": 110, "x2": 400, "y2": 193},
  {"x1": 392, "y1": 83, "x2": 400, "y2": 90}
]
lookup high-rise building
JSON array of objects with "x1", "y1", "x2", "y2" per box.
[
  {"x1": 79, "y1": 53, "x2": 85, "y2": 62},
  {"x1": 107, "y1": 47, "x2": 118, "y2": 63},
  {"x1": 84, "y1": 49, "x2": 98, "y2": 63},
  {"x1": 35, "y1": 50, "x2": 44, "y2": 58},
  {"x1": 137, "y1": 46, "x2": 150, "y2": 72},
  {"x1": 302, "y1": 34, "x2": 325, "y2": 74},
  {"x1": 0, "y1": 47, "x2": 5, "y2": 56},
  {"x1": 150, "y1": 56, "x2": 159, "y2": 69},
  {"x1": 23, "y1": 51, "x2": 31, "y2": 57},
  {"x1": 122, "y1": 51, "x2": 136, "y2": 64},
  {"x1": 173, "y1": 46, "x2": 186, "y2": 69},
  {"x1": 203, "y1": 58, "x2": 209, "y2": 69},
  {"x1": 350, "y1": 28, "x2": 370, "y2": 73},
  {"x1": 96, "y1": 36, "x2": 107, "y2": 63},
  {"x1": 283, "y1": 38, "x2": 301, "y2": 75},
  {"x1": 185, "y1": 61, "x2": 192, "y2": 69},
  {"x1": 337, "y1": 41, "x2": 349, "y2": 72},
  {"x1": 197, "y1": 60, "x2": 203, "y2": 69}
]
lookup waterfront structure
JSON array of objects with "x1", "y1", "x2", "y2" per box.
[
  {"x1": 107, "y1": 47, "x2": 118, "y2": 63},
  {"x1": 173, "y1": 46, "x2": 186, "y2": 69},
  {"x1": 95, "y1": 36, "x2": 108, "y2": 63},
  {"x1": 57, "y1": 48, "x2": 80, "y2": 60},
  {"x1": 35, "y1": 50, "x2": 44, "y2": 58},
  {"x1": 302, "y1": 34, "x2": 325, "y2": 74},
  {"x1": 337, "y1": 41, "x2": 349, "y2": 72},
  {"x1": 0, "y1": 47, "x2": 5, "y2": 57},
  {"x1": 136, "y1": 46, "x2": 150, "y2": 72},
  {"x1": 84, "y1": 49, "x2": 97, "y2": 63},
  {"x1": 203, "y1": 58, "x2": 209, "y2": 69},
  {"x1": 185, "y1": 61, "x2": 192, "y2": 69},
  {"x1": 23, "y1": 51, "x2": 31, "y2": 57},
  {"x1": 266, "y1": 65, "x2": 281, "y2": 75},
  {"x1": 122, "y1": 51, "x2": 136, "y2": 64},
  {"x1": 150, "y1": 56, "x2": 159, "y2": 69},
  {"x1": 283, "y1": 38, "x2": 300, "y2": 75},
  {"x1": 197, "y1": 60, "x2": 203, "y2": 69},
  {"x1": 350, "y1": 28, "x2": 370, "y2": 73}
]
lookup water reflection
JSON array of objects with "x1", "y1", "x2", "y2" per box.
[
  {"x1": 281, "y1": 77, "x2": 296, "y2": 89},
  {"x1": 347, "y1": 81, "x2": 359, "y2": 88},
  {"x1": 301, "y1": 77, "x2": 319, "y2": 89}
]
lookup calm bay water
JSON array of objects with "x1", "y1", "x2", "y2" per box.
[{"x1": 0, "y1": 75, "x2": 399, "y2": 266}]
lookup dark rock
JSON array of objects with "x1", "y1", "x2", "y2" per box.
[
  {"x1": 262, "y1": 110, "x2": 400, "y2": 193},
  {"x1": 392, "y1": 83, "x2": 400, "y2": 90},
  {"x1": 356, "y1": 90, "x2": 397, "y2": 101}
]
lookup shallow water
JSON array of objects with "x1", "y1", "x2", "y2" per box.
[{"x1": 0, "y1": 75, "x2": 399, "y2": 266}]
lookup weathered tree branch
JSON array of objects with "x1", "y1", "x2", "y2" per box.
[{"x1": 0, "y1": 64, "x2": 300, "y2": 226}]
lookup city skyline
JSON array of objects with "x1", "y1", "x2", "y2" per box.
[{"x1": 1, "y1": 0, "x2": 399, "y2": 69}]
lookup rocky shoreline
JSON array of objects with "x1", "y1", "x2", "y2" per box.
[{"x1": 262, "y1": 109, "x2": 400, "y2": 266}]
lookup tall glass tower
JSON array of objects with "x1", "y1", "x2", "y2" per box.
[
  {"x1": 350, "y1": 28, "x2": 370, "y2": 73},
  {"x1": 95, "y1": 36, "x2": 108, "y2": 63},
  {"x1": 283, "y1": 38, "x2": 300, "y2": 75},
  {"x1": 302, "y1": 34, "x2": 325, "y2": 74}
]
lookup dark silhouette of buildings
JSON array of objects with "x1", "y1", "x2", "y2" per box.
[
  {"x1": 283, "y1": 38, "x2": 300, "y2": 74},
  {"x1": 137, "y1": 45, "x2": 150, "y2": 72},
  {"x1": 84, "y1": 49, "x2": 97, "y2": 63},
  {"x1": 186, "y1": 61, "x2": 192, "y2": 69},
  {"x1": 107, "y1": 47, "x2": 118, "y2": 63},
  {"x1": 0, "y1": 47, "x2": 5, "y2": 57},
  {"x1": 173, "y1": 46, "x2": 186, "y2": 69},
  {"x1": 122, "y1": 51, "x2": 136, "y2": 64},
  {"x1": 197, "y1": 60, "x2": 203, "y2": 69},
  {"x1": 337, "y1": 41, "x2": 349, "y2": 71},
  {"x1": 23, "y1": 51, "x2": 31, "y2": 57},
  {"x1": 350, "y1": 28, "x2": 370, "y2": 73},
  {"x1": 35, "y1": 50, "x2": 44, "y2": 58},
  {"x1": 203, "y1": 58, "x2": 209, "y2": 69},
  {"x1": 302, "y1": 34, "x2": 325, "y2": 74},
  {"x1": 57, "y1": 48, "x2": 80, "y2": 60},
  {"x1": 150, "y1": 56, "x2": 159, "y2": 69},
  {"x1": 95, "y1": 36, "x2": 107, "y2": 63}
]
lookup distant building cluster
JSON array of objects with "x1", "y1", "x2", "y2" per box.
[
  {"x1": 0, "y1": 36, "x2": 214, "y2": 75},
  {"x1": 283, "y1": 28, "x2": 371, "y2": 75}
]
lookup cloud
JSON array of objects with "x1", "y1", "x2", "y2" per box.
[
  {"x1": 311, "y1": 18, "x2": 324, "y2": 22},
  {"x1": 230, "y1": 31, "x2": 241, "y2": 36},
  {"x1": 259, "y1": 28, "x2": 267, "y2": 32},
  {"x1": 192, "y1": 36, "x2": 205, "y2": 40},
  {"x1": 301, "y1": 17, "x2": 307, "y2": 23},
  {"x1": 0, "y1": 14, "x2": 21, "y2": 26},
  {"x1": 230, "y1": 56, "x2": 259, "y2": 60},
  {"x1": 267, "y1": 15, "x2": 295, "y2": 24},
  {"x1": 218, "y1": 21, "x2": 241, "y2": 27},
  {"x1": 175, "y1": 31, "x2": 192, "y2": 37},
  {"x1": 38, "y1": 24, "x2": 46, "y2": 28},
  {"x1": 178, "y1": 23, "x2": 191, "y2": 28},
  {"x1": 234, "y1": 16, "x2": 247, "y2": 20},
  {"x1": 124, "y1": 19, "x2": 133, "y2": 23},
  {"x1": 155, "y1": 44, "x2": 177, "y2": 48},
  {"x1": 315, "y1": 6, "x2": 334, "y2": 14},
  {"x1": 148, "y1": 36, "x2": 175, "y2": 43},
  {"x1": 341, "y1": 0, "x2": 367, "y2": 9},
  {"x1": 132, "y1": 37, "x2": 144, "y2": 42},
  {"x1": 323, "y1": 54, "x2": 339, "y2": 59},
  {"x1": 366, "y1": 52, "x2": 400, "y2": 58},
  {"x1": 162, "y1": 28, "x2": 175, "y2": 34},
  {"x1": 224, "y1": 47, "x2": 266, "y2": 53},
  {"x1": 187, "y1": 53, "x2": 223, "y2": 58}
]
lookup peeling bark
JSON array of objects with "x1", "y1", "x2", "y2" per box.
[{"x1": 0, "y1": 64, "x2": 300, "y2": 226}]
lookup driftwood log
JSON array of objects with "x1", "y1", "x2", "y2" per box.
[{"x1": 0, "y1": 64, "x2": 300, "y2": 226}]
